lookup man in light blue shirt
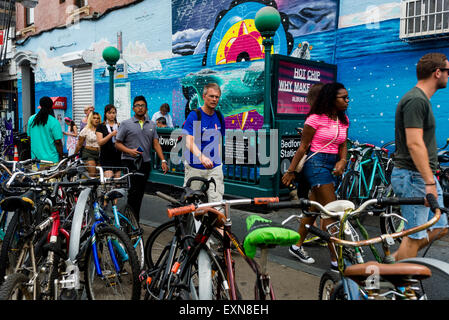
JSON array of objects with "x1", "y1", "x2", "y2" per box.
[{"x1": 27, "y1": 96, "x2": 63, "y2": 163}]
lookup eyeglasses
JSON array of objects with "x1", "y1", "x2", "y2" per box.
[
  {"x1": 133, "y1": 104, "x2": 146, "y2": 108},
  {"x1": 434, "y1": 68, "x2": 449, "y2": 73},
  {"x1": 337, "y1": 96, "x2": 350, "y2": 101}
]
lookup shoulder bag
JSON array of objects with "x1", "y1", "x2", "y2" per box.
[{"x1": 295, "y1": 117, "x2": 340, "y2": 173}]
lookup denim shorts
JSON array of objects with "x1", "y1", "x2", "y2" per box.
[
  {"x1": 302, "y1": 152, "x2": 338, "y2": 188},
  {"x1": 390, "y1": 167, "x2": 448, "y2": 240}
]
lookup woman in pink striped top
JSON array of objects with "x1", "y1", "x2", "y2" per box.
[{"x1": 282, "y1": 82, "x2": 349, "y2": 266}]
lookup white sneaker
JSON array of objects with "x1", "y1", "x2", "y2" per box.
[{"x1": 289, "y1": 245, "x2": 315, "y2": 264}]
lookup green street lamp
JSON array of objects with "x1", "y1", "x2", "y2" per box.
[
  {"x1": 255, "y1": 6, "x2": 281, "y2": 129},
  {"x1": 255, "y1": 6, "x2": 281, "y2": 197},
  {"x1": 102, "y1": 46, "x2": 121, "y2": 105}
]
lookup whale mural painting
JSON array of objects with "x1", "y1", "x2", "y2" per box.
[{"x1": 181, "y1": 61, "x2": 265, "y2": 130}]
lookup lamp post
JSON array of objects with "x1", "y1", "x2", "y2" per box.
[
  {"x1": 102, "y1": 46, "x2": 121, "y2": 105},
  {"x1": 255, "y1": 6, "x2": 281, "y2": 130}
]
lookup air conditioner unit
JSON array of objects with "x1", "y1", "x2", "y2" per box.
[
  {"x1": 400, "y1": 0, "x2": 449, "y2": 41},
  {"x1": 61, "y1": 50, "x2": 95, "y2": 67}
]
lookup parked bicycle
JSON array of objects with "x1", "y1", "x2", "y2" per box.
[
  {"x1": 276, "y1": 195, "x2": 442, "y2": 300},
  {"x1": 145, "y1": 196, "x2": 302, "y2": 300}
]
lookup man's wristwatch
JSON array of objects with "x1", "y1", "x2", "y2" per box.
[{"x1": 162, "y1": 160, "x2": 167, "y2": 164}]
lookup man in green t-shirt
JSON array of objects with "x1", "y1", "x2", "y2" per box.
[
  {"x1": 391, "y1": 53, "x2": 449, "y2": 261},
  {"x1": 27, "y1": 96, "x2": 63, "y2": 163}
]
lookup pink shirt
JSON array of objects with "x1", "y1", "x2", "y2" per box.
[{"x1": 305, "y1": 114, "x2": 349, "y2": 154}]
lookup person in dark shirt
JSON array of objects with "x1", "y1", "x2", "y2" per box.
[
  {"x1": 96, "y1": 104, "x2": 122, "y2": 178},
  {"x1": 391, "y1": 52, "x2": 449, "y2": 260}
]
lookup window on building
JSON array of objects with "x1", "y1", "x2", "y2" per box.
[
  {"x1": 75, "y1": 0, "x2": 87, "y2": 8},
  {"x1": 25, "y1": 8, "x2": 34, "y2": 26},
  {"x1": 60, "y1": 0, "x2": 65, "y2": 3},
  {"x1": 400, "y1": 0, "x2": 449, "y2": 40}
]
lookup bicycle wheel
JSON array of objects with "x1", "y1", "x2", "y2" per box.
[
  {"x1": 119, "y1": 204, "x2": 145, "y2": 270},
  {"x1": 0, "y1": 210, "x2": 21, "y2": 284},
  {"x1": 379, "y1": 186, "x2": 404, "y2": 242},
  {"x1": 329, "y1": 281, "x2": 348, "y2": 300},
  {"x1": 0, "y1": 202, "x2": 50, "y2": 285},
  {"x1": 338, "y1": 170, "x2": 360, "y2": 203},
  {"x1": 84, "y1": 224, "x2": 141, "y2": 300},
  {"x1": 0, "y1": 272, "x2": 33, "y2": 300},
  {"x1": 168, "y1": 247, "x2": 230, "y2": 301},
  {"x1": 318, "y1": 270, "x2": 340, "y2": 300},
  {"x1": 144, "y1": 219, "x2": 176, "y2": 269}
]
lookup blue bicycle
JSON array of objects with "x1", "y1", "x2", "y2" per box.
[{"x1": 79, "y1": 169, "x2": 142, "y2": 300}]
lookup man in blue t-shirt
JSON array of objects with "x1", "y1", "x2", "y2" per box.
[{"x1": 183, "y1": 83, "x2": 225, "y2": 202}]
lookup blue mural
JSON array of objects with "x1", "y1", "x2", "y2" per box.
[{"x1": 15, "y1": 0, "x2": 449, "y2": 150}]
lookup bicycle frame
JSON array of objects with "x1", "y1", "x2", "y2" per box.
[
  {"x1": 166, "y1": 197, "x2": 280, "y2": 300},
  {"x1": 222, "y1": 226, "x2": 275, "y2": 300},
  {"x1": 358, "y1": 154, "x2": 389, "y2": 198},
  {"x1": 90, "y1": 201, "x2": 129, "y2": 278}
]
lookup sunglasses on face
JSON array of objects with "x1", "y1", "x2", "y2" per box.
[{"x1": 434, "y1": 68, "x2": 449, "y2": 73}]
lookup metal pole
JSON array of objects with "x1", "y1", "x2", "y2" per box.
[
  {"x1": 262, "y1": 34, "x2": 274, "y2": 130},
  {"x1": 108, "y1": 65, "x2": 115, "y2": 105}
]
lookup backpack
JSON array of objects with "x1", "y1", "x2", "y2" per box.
[
  {"x1": 178, "y1": 109, "x2": 225, "y2": 147},
  {"x1": 181, "y1": 108, "x2": 225, "y2": 131}
]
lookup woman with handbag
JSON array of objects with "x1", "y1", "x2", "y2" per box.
[{"x1": 281, "y1": 82, "x2": 349, "y2": 267}]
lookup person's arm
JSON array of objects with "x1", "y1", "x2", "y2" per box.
[
  {"x1": 96, "y1": 130, "x2": 116, "y2": 146},
  {"x1": 54, "y1": 139, "x2": 63, "y2": 161},
  {"x1": 186, "y1": 134, "x2": 214, "y2": 169},
  {"x1": 281, "y1": 124, "x2": 316, "y2": 186},
  {"x1": 74, "y1": 136, "x2": 85, "y2": 155},
  {"x1": 153, "y1": 138, "x2": 168, "y2": 173},
  {"x1": 333, "y1": 129, "x2": 348, "y2": 176},
  {"x1": 406, "y1": 127, "x2": 437, "y2": 199},
  {"x1": 115, "y1": 140, "x2": 141, "y2": 157}
]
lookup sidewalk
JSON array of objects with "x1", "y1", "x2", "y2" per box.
[{"x1": 140, "y1": 223, "x2": 321, "y2": 300}]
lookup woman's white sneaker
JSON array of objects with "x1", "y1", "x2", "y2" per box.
[{"x1": 289, "y1": 245, "x2": 315, "y2": 264}]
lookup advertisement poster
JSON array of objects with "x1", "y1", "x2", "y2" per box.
[{"x1": 274, "y1": 56, "x2": 337, "y2": 115}]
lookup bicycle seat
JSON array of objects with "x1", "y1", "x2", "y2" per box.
[
  {"x1": 0, "y1": 193, "x2": 35, "y2": 211},
  {"x1": 243, "y1": 215, "x2": 300, "y2": 259},
  {"x1": 343, "y1": 261, "x2": 432, "y2": 287},
  {"x1": 324, "y1": 200, "x2": 355, "y2": 213},
  {"x1": 104, "y1": 189, "x2": 126, "y2": 202}
]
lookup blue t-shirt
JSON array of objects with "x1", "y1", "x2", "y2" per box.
[{"x1": 183, "y1": 109, "x2": 225, "y2": 169}]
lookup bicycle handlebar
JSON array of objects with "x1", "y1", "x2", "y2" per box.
[
  {"x1": 305, "y1": 194, "x2": 440, "y2": 247},
  {"x1": 166, "y1": 197, "x2": 279, "y2": 219},
  {"x1": 185, "y1": 176, "x2": 216, "y2": 193},
  {"x1": 167, "y1": 204, "x2": 196, "y2": 218},
  {"x1": 273, "y1": 197, "x2": 426, "y2": 219}
]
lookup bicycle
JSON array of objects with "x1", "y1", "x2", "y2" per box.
[
  {"x1": 142, "y1": 176, "x2": 226, "y2": 300},
  {"x1": 278, "y1": 195, "x2": 442, "y2": 300},
  {"x1": 153, "y1": 196, "x2": 301, "y2": 300},
  {"x1": 0, "y1": 176, "x2": 95, "y2": 300},
  {"x1": 0, "y1": 165, "x2": 142, "y2": 300},
  {"x1": 0, "y1": 155, "x2": 81, "y2": 285},
  {"x1": 338, "y1": 142, "x2": 391, "y2": 205}
]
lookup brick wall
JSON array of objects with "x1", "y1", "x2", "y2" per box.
[{"x1": 16, "y1": 0, "x2": 140, "y2": 39}]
